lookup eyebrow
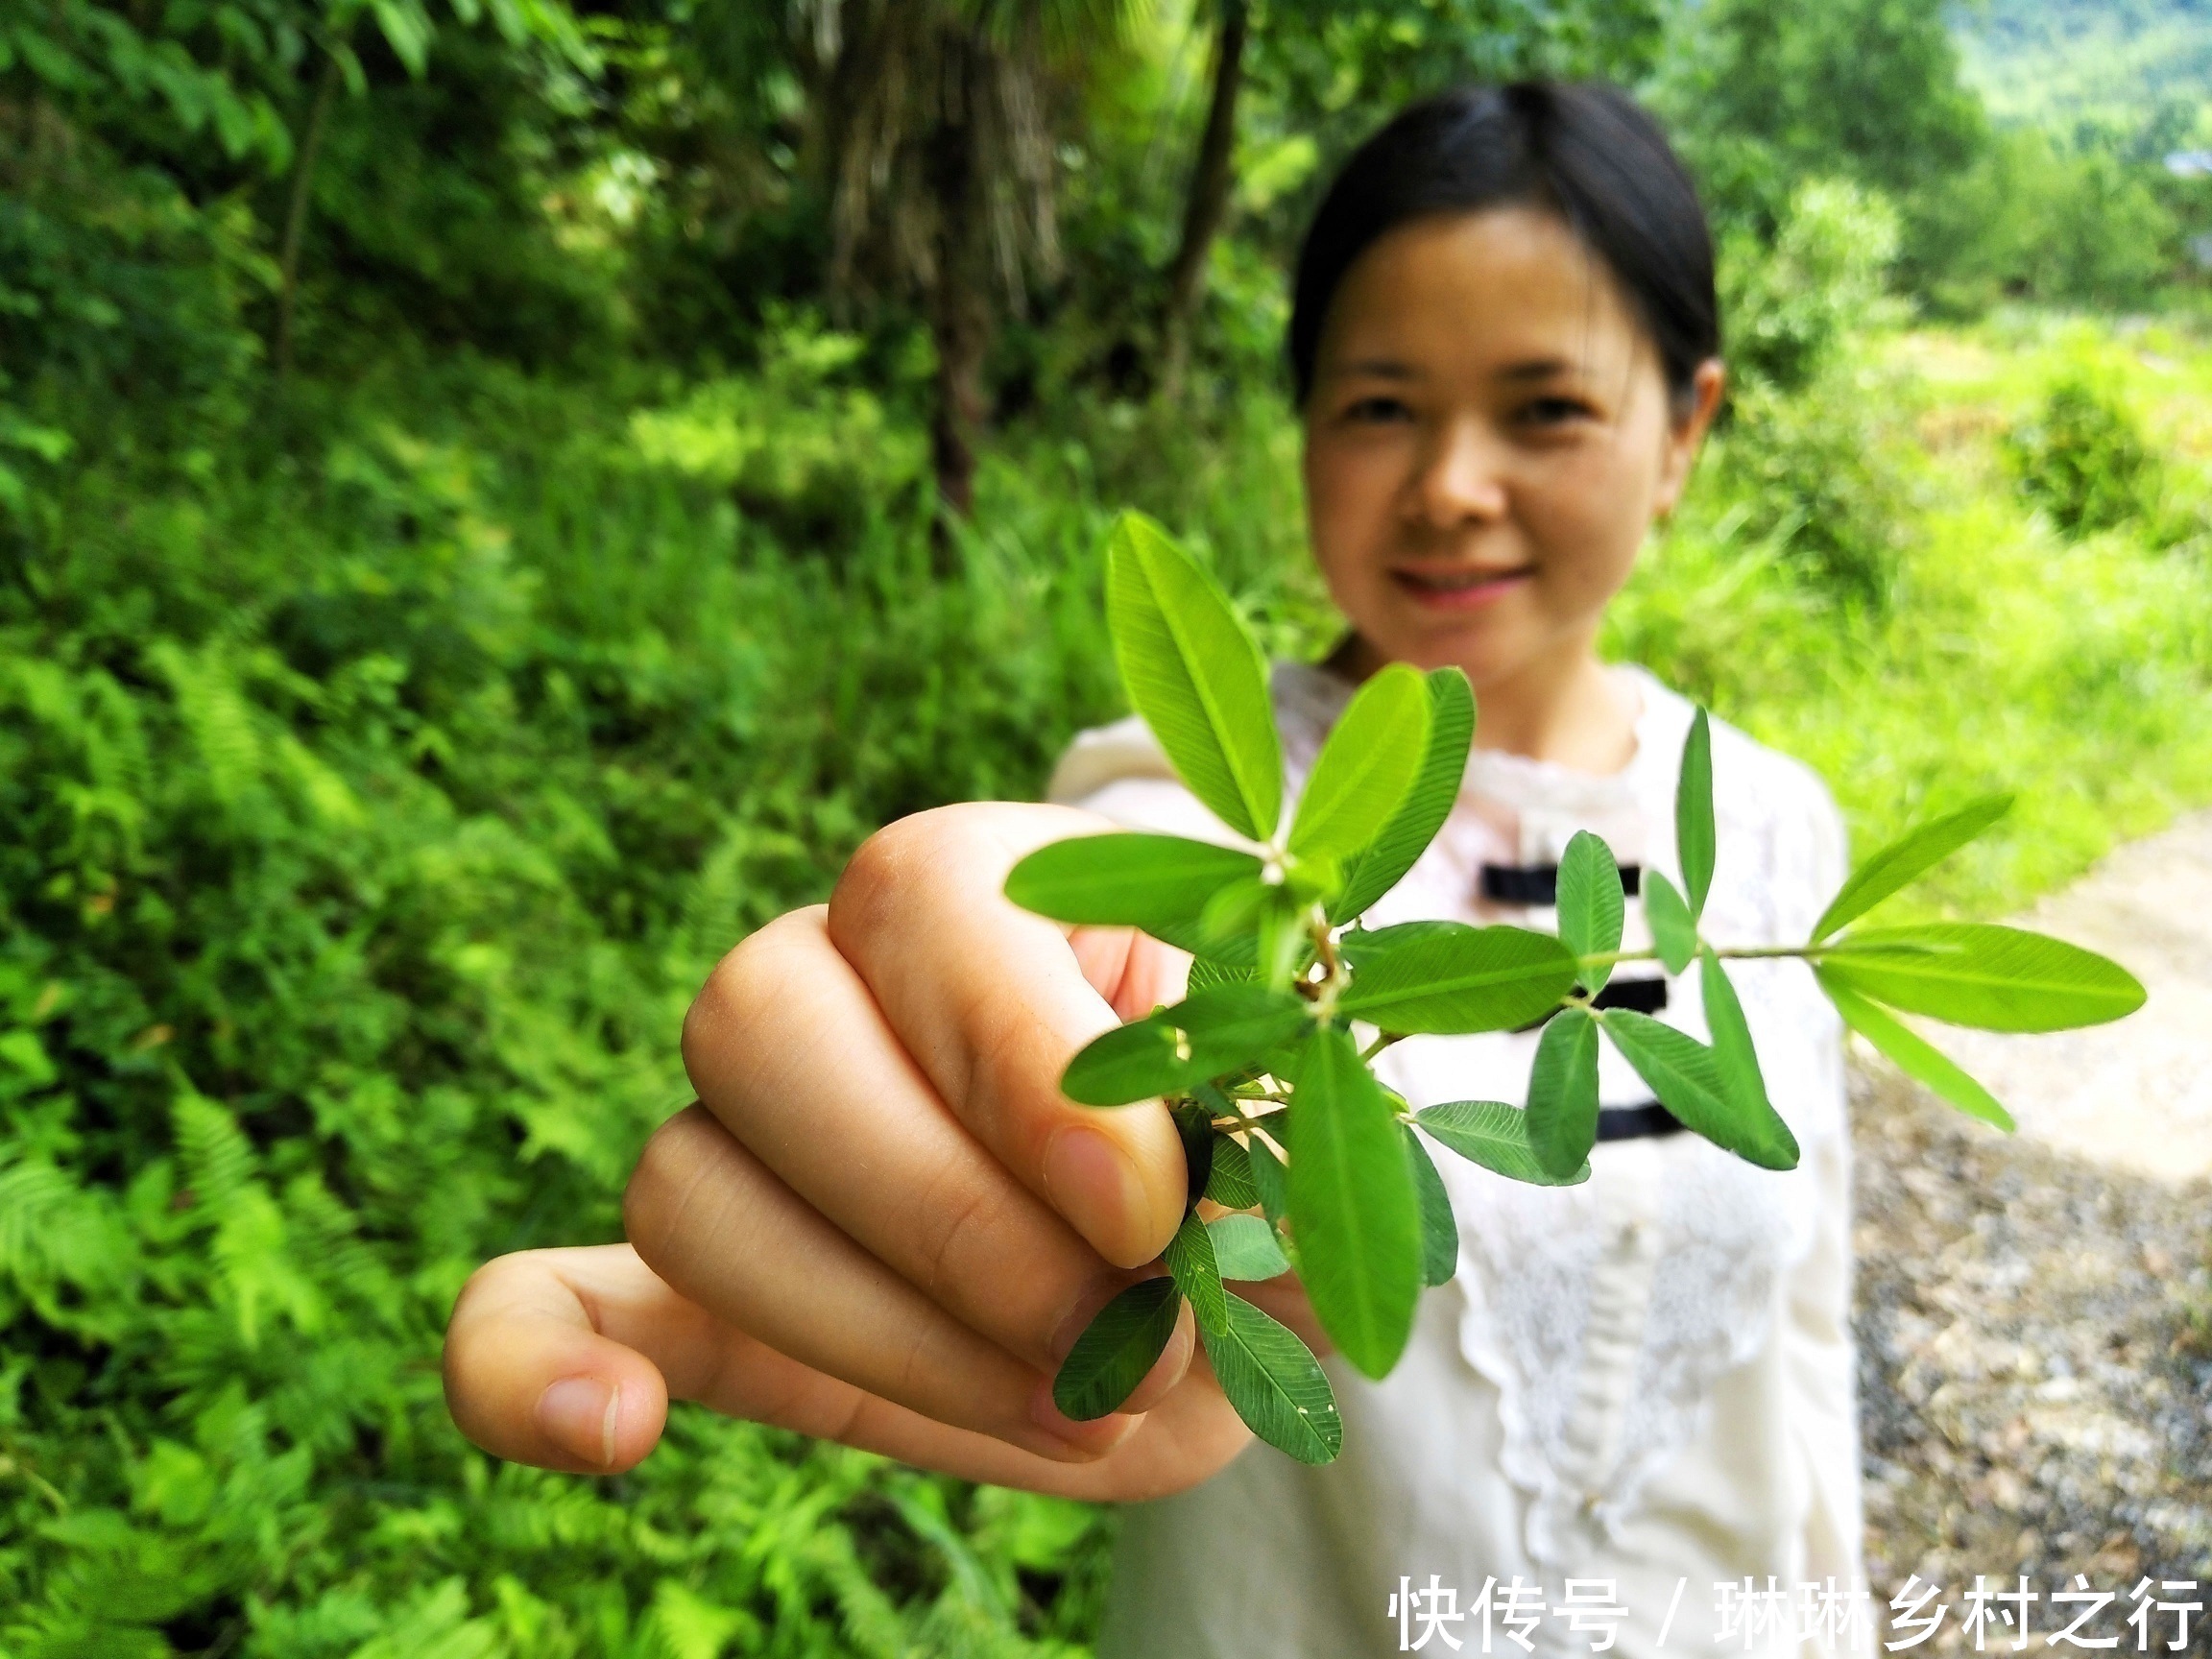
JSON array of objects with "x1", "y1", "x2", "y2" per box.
[
  {"x1": 1334, "y1": 357, "x2": 1421, "y2": 381},
  {"x1": 1496, "y1": 356, "x2": 1578, "y2": 383},
  {"x1": 1331, "y1": 355, "x2": 1583, "y2": 384}
]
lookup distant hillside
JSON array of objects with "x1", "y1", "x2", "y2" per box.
[{"x1": 1952, "y1": 0, "x2": 2212, "y2": 139}]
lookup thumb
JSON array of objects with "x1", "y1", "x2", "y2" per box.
[{"x1": 444, "y1": 1244, "x2": 684, "y2": 1474}]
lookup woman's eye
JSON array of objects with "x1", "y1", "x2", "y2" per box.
[
  {"x1": 1343, "y1": 396, "x2": 1413, "y2": 424},
  {"x1": 1520, "y1": 396, "x2": 1595, "y2": 427}
]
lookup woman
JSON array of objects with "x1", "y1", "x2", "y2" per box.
[{"x1": 443, "y1": 82, "x2": 1871, "y2": 1658}]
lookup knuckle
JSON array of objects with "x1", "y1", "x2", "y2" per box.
[
  {"x1": 821, "y1": 1379, "x2": 872, "y2": 1449},
  {"x1": 623, "y1": 1105, "x2": 719, "y2": 1264},
  {"x1": 830, "y1": 812, "x2": 941, "y2": 934},
  {"x1": 888, "y1": 1310, "x2": 949, "y2": 1406},
  {"x1": 681, "y1": 948, "x2": 755, "y2": 1078},
  {"x1": 830, "y1": 802, "x2": 1014, "y2": 942},
  {"x1": 681, "y1": 910, "x2": 820, "y2": 1086},
  {"x1": 915, "y1": 1174, "x2": 999, "y2": 1295}
]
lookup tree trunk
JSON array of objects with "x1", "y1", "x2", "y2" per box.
[
  {"x1": 1159, "y1": 0, "x2": 1248, "y2": 401},
  {"x1": 927, "y1": 263, "x2": 990, "y2": 528},
  {"x1": 274, "y1": 53, "x2": 339, "y2": 384},
  {"x1": 925, "y1": 47, "x2": 994, "y2": 551}
]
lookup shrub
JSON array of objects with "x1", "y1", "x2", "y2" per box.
[
  {"x1": 1707, "y1": 370, "x2": 1922, "y2": 609},
  {"x1": 2004, "y1": 373, "x2": 2158, "y2": 538},
  {"x1": 1701, "y1": 181, "x2": 1920, "y2": 609},
  {"x1": 627, "y1": 308, "x2": 930, "y2": 560},
  {"x1": 1719, "y1": 180, "x2": 1903, "y2": 396}
]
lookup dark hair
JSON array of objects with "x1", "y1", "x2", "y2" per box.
[{"x1": 1286, "y1": 82, "x2": 1719, "y2": 412}]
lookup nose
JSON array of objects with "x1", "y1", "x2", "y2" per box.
[{"x1": 1408, "y1": 417, "x2": 1508, "y2": 530}]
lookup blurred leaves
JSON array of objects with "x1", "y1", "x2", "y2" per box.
[
  {"x1": 2004, "y1": 373, "x2": 2162, "y2": 540},
  {"x1": 0, "y1": 398, "x2": 1125, "y2": 1654}
]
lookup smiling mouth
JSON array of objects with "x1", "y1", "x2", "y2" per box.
[{"x1": 1389, "y1": 566, "x2": 1533, "y2": 609}]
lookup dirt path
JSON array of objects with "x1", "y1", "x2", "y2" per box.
[
  {"x1": 1850, "y1": 810, "x2": 2212, "y2": 1647},
  {"x1": 1928, "y1": 811, "x2": 2212, "y2": 1184}
]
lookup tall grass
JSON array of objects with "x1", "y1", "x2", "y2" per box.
[{"x1": 1611, "y1": 315, "x2": 2212, "y2": 917}]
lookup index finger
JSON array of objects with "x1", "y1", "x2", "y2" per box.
[{"x1": 822, "y1": 803, "x2": 1190, "y2": 1269}]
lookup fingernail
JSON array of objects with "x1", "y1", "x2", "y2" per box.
[
  {"x1": 1121, "y1": 1302, "x2": 1195, "y2": 1416},
  {"x1": 538, "y1": 1377, "x2": 620, "y2": 1468},
  {"x1": 1049, "y1": 1272, "x2": 1133, "y2": 1363},
  {"x1": 1043, "y1": 1124, "x2": 1144, "y2": 1262},
  {"x1": 1029, "y1": 1373, "x2": 1140, "y2": 1456}
]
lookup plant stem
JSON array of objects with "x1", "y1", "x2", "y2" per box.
[
  {"x1": 1210, "y1": 1098, "x2": 1286, "y2": 1133},
  {"x1": 1571, "y1": 948, "x2": 1661, "y2": 971},
  {"x1": 1307, "y1": 902, "x2": 1349, "y2": 1023},
  {"x1": 1571, "y1": 941, "x2": 1873, "y2": 974},
  {"x1": 1714, "y1": 943, "x2": 1869, "y2": 960}
]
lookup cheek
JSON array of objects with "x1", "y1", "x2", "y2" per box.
[
  {"x1": 1527, "y1": 441, "x2": 1660, "y2": 599},
  {"x1": 1303, "y1": 445, "x2": 1396, "y2": 591}
]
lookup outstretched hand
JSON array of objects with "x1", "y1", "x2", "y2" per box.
[{"x1": 442, "y1": 803, "x2": 1316, "y2": 1499}]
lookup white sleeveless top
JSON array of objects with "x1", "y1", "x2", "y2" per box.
[{"x1": 1048, "y1": 661, "x2": 1872, "y2": 1659}]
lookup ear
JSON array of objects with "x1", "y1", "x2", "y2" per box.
[{"x1": 1653, "y1": 358, "x2": 1726, "y2": 519}]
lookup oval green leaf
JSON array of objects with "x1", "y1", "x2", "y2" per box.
[
  {"x1": 1205, "y1": 1133, "x2": 1260, "y2": 1209},
  {"x1": 1052, "y1": 1277, "x2": 1182, "y2": 1421},
  {"x1": 1337, "y1": 922, "x2": 1577, "y2": 1035},
  {"x1": 1172, "y1": 1101, "x2": 1214, "y2": 1216},
  {"x1": 1283, "y1": 852, "x2": 1344, "y2": 907},
  {"x1": 1174, "y1": 983, "x2": 1314, "y2": 1072},
  {"x1": 1643, "y1": 868, "x2": 1698, "y2": 976},
  {"x1": 1414, "y1": 1099, "x2": 1590, "y2": 1186},
  {"x1": 1254, "y1": 892, "x2": 1310, "y2": 993},
  {"x1": 1201, "y1": 1292, "x2": 1342, "y2": 1464},
  {"x1": 1208, "y1": 1213, "x2": 1291, "y2": 1281},
  {"x1": 1059, "y1": 985, "x2": 1312, "y2": 1107},
  {"x1": 1106, "y1": 512, "x2": 1282, "y2": 843},
  {"x1": 1400, "y1": 1122, "x2": 1459, "y2": 1286},
  {"x1": 1678, "y1": 707, "x2": 1716, "y2": 920},
  {"x1": 1816, "y1": 969, "x2": 2015, "y2": 1131},
  {"x1": 1330, "y1": 667, "x2": 1476, "y2": 924},
  {"x1": 1285, "y1": 1027, "x2": 1421, "y2": 1380},
  {"x1": 1005, "y1": 833, "x2": 1262, "y2": 937},
  {"x1": 1061, "y1": 1018, "x2": 1187, "y2": 1107},
  {"x1": 1819, "y1": 923, "x2": 2146, "y2": 1032},
  {"x1": 1195, "y1": 874, "x2": 1267, "y2": 950},
  {"x1": 1188, "y1": 954, "x2": 1258, "y2": 993},
  {"x1": 1699, "y1": 948, "x2": 1776, "y2": 1129},
  {"x1": 1557, "y1": 830, "x2": 1624, "y2": 995},
  {"x1": 1164, "y1": 1209, "x2": 1228, "y2": 1335},
  {"x1": 1597, "y1": 1009, "x2": 1799, "y2": 1170},
  {"x1": 1525, "y1": 1005, "x2": 1601, "y2": 1180},
  {"x1": 1811, "y1": 793, "x2": 2013, "y2": 943},
  {"x1": 1247, "y1": 1125, "x2": 1289, "y2": 1228},
  {"x1": 1288, "y1": 662, "x2": 1430, "y2": 860}
]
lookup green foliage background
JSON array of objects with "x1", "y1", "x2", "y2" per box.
[{"x1": 3, "y1": 0, "x2": 2211, "y2": 1653}]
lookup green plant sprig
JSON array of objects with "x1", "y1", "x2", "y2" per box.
[{"x1": 1008, "y1": 511, "x2": 2147, "y2": 1466}]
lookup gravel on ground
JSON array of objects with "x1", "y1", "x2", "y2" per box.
[{"x1": 1847, "y1": 810, "x2": 2212, "y2": 1652}]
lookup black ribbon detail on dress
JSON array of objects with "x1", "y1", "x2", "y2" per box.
[
  {"x1": 1596, "y1": 1100, "x2": 1685, "y2": 1142},
  {"x1": 1480, "y1": 862, "x2": 1645, "y2": 904},
  {"x1": 1470, "y1": 861, "x2": 1678, "y2": 1140},
  {"x1": 1512, "y1": 974, "x2": 1668, "y2": 1033}
]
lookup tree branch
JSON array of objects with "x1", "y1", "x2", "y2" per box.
[
  {"x1": 1158, "y1": 0, "x2": 1246, "y2": 400},
  {"x1": 274, "y1": 53, "x2": 339, "y2": 384}
]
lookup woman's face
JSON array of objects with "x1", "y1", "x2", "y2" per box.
[{"x1": 1301, "y1": 206, "x2": 1721, "y2": 692}]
